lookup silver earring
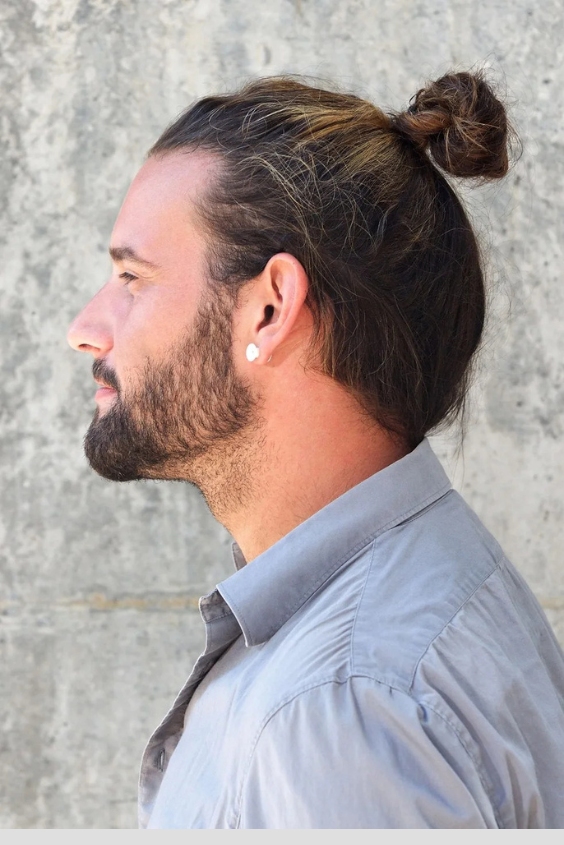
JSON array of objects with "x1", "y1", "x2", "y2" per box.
[{"x1": 246, "y1": 343, "x2": 260, "y2": 362}]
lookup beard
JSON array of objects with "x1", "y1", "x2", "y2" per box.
[{"x1": 84, "y1": 286, "x2": 260, "y2": 510}]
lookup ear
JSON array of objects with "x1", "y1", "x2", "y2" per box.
[{"x1": 240, "y1": 253, "x2": 310, "y2": 366}]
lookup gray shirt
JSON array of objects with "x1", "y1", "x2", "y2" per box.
[{"x1": 139, "y1": 439, "x2": 564, "y2": 828}]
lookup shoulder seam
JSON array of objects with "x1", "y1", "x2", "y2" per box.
[{"x1": 234, "y1": 673, "x2": 501, "y2": 828}]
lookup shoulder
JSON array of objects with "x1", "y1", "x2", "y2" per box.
[
  {"x1": 350, "y1": 488, "x2": 507, "y2": 686},
  {"x1": 239, "y1": 484, "x2": 564, "y2": 828},
  {"x1": 238, "y1": 674, "x2": 497, "y2": 828},
  {"x1": 251, "y1": 487, "x2": 518, "y2": 699}
]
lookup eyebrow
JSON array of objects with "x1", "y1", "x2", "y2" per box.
[{"x1": 109, "y1": 246, "x2": 160, "y2": 269}]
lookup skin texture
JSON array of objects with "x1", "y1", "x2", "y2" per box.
[{"x1": 68, "y1": 152, "x2": 408, "y2": 562}]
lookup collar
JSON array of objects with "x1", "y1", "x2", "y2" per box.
[{"x1": 216, "y1": 438, "x2": 451, "y2": 647}]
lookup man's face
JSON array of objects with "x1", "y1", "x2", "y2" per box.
[{"x1": 68, "y1": 153, "x2": 257, "y2": 489}]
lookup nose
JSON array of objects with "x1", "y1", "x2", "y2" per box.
[{"x1": 67, "y1": 284, "x2": 114, "y2": 358}]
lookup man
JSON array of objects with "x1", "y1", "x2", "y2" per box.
[{"x1": 68, "y1": 72, "x2": 564, "y2": 828}]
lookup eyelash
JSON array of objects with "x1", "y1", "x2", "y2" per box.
[{"x1": 119, "y1": 272, "x2": 138, "y2": 286}]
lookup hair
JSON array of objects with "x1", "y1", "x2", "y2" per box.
[{"x1": 150, "y1": 70, "x2": 512, "y2": 447}]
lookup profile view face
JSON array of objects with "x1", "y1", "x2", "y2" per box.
[{"x1": 67, "y1": 153, "x2": 257, "y2": 485}]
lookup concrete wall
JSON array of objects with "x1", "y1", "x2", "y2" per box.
[{"x1": 0, "y1": 0, "x2": 562, "y2": 829}]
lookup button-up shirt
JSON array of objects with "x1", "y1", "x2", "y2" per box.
[{"x1": 139, "y1": 439, "x2": 564, "y2": 828}]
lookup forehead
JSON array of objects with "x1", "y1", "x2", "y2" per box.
[{"x1": 110, "y1": 151, "x2": 218, "y2": 259}]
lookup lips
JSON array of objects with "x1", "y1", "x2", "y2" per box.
[{"x1": 94, "y1": 383, "x2": 118, "y2": 407}]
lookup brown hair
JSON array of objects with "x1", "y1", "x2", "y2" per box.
[{"x1": 150, "y1": 71, "x2": 511, "y2": 447}]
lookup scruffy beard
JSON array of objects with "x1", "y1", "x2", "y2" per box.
[{"x1": 84, "y1": 288, "x2": 261, "y2": 515}]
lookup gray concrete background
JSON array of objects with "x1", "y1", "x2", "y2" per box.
[{"x1": 0, "y1": 0, "x2": 562, "y2": 829}]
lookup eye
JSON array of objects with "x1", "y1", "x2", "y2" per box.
[{"x1": 119, "y1": 271, "x2": 138, "y2": 287}]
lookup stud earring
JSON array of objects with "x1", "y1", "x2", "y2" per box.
[{"x1": 246, "y1": 343, "x2": 260, "y2": 362}]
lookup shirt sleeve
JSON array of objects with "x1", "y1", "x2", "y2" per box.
[{"x1": 237, "y1": 675, "x2": 498, "y2": 828}]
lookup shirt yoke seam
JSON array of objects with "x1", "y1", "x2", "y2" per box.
[
  {"x1": 350, "y1": 540, "x2": 377, "y2": 674},
  {"x1": 407, "y1": 551, "x2": 505, "y2": 691}
]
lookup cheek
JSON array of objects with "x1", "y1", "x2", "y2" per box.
[
  {"x1": 110, "y1": 300, "x2": 157, "y2": 388},
  {"x1": 113, "y1": 291, "x2": 193, "y2": 382}
]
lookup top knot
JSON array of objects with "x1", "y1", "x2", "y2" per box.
[{"x1": 391, "y1": 71, "x2": 510, "y2": 179}]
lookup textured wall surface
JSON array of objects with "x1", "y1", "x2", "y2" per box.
[{"x1": 0, "y1": 0, "x2": 562, "y2": 829}]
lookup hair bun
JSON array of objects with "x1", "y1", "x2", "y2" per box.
[{"x1": 392, "y1": 71, "x2": 510, "y2": 179}]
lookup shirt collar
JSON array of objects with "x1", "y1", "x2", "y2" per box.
[{"x1": 216, "y1": 438, "x2": 451, "y2": 647}]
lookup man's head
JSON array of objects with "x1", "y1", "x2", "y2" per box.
[
  {"x1": 67, "y1": 154, "x2": 263, "y2": 509},
  {"x1": 69, "y1": 72, "x2": 509, "y2": 495}
]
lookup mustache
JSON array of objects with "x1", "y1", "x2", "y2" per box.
[{"x1": 92, "y1": 359, "x2": 120, "y2": 392}]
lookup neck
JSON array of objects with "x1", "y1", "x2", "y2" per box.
[{"x1": 197, "y1": 376, "x2": 409, "y2": 563}]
